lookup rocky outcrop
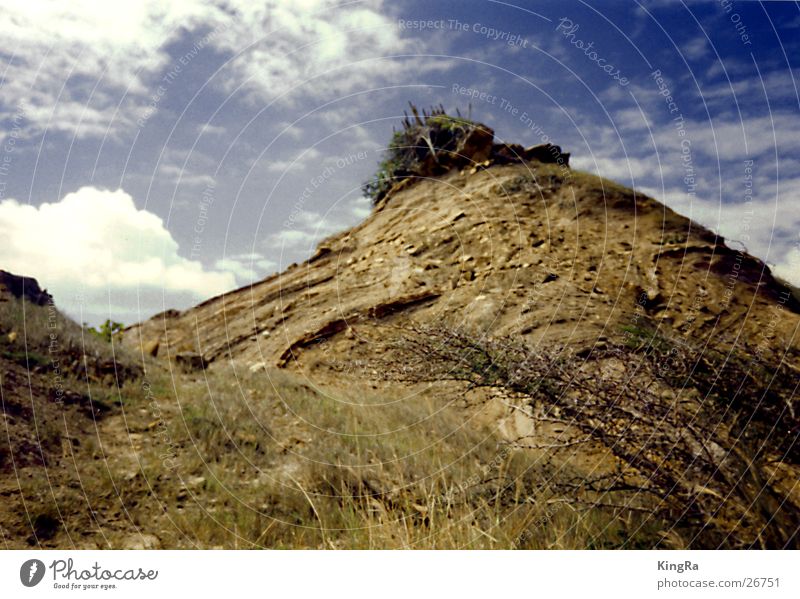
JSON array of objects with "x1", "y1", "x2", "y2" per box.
[
  {"x1": 491, "y1": 142, "x2": 570, "y2": 166},
  {"x1": 363, "y1": 105, "x2": 571, "y2": 205},
  {"x1": 453, "y1": 124, "x2": 495, "y2": 165},
  {"x1": 124, "y1": 157, "x2": 800, "y2": 374},
  {"x1": 0, "y1": 270, "x2": 53, "y2": 306}
]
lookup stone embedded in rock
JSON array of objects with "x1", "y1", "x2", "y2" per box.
[
  {"x1": 523, "y1": 143, "x2": 570, "y2": 166},
  {"x1": 120, "y1": 533, "x2": 161, "y2": 550},
  {"x1": 491, "y1": 143, "x2": 527, "y2": 164},
  {"x1": 143, "y1": 340, "x2": 160, "y2": 358}
]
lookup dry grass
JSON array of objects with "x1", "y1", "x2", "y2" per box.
[
  {"x1": 2, "y1": 358, "x2": 670, "y2": 549},
  {"x1": 0, "y1": 297, "x2": 139, "y2": 376},
  {"x1": 127, "y1": 366, "x2": 670, "y2": 548},
  {"x1": 4, "y1": 297, "x2": 790, "y2": 549},
  {"x1": 0, "y1": 297, "x2": 673, "y2": 549}
]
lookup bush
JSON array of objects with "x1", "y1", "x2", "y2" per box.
[
  {"x1": 369, "y1": 323, "x2": 800, "y2": 548},
  {"x1": 362, "y1": 104, "x2": 489, "y2": 204},
  {"x1": 88, "y1": 319, "x2": 124, "y2": 343}
]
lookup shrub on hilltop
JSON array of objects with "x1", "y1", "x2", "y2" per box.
[{"x1": 362, "y1": 104, "x2": 494, "y2": 204}]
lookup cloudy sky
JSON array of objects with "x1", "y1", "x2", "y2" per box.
[{"x1": 1, "y1": 0, "x2": 798, "y2": 325}]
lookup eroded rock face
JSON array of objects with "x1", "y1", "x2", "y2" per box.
[
  {"x1": 143, "y1": 340, "x2": 160, "y2": 357},
  {"x1": 0, "y1": 270, "x2": 53, "y2": 306},
  {"x1": 521, "y1": 143, "x2": 570, "y2": 165},
  {"x1": 124, "y1": 160, "x2": 800, "y2": 372}
]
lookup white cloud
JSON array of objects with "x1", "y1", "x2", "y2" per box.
[
  {"x1": 773, "y1": 249, "x2": 800, "y2": 288},
  {"x1": 571, "y1": 154, "x2": 653, "y2": 182},
  {"x1": 0, "y1": 0, "x2": 205, "y2": 139},
  {"x1": 0, "y1": 186, "x2": 237, "y2": 323},
  {"x1": 158, "y1": 163, "x2": 217, "y2": 188},
  {"x1": 267, "y1": 225, "x2": 330, "y2": 250},
  {"x1": 699, "y1": 69, "x2": 800, "y2": 107},
  {"x1": 677, "y1": 113, "x2": 800, "y2": 161},
  {"x1": 681, "y1": 35, "x2": 709, "y2": 61},
  {"x1": 212, "y1": 1, "x2": 411, "y2": 102},
  {"x1": 0, "y1": 0, "x2": 412, "y2": 140},
  {"x1": 348, "y1": 195, "x2": 372, "y2": 219},
  {"x1": 265, "y1": 148, "x2": 322, "y2": 173},
  {"x1": 214, "y1": 253, "x2": 277, "y2": 284},
  {"x1": 197, "y1": 123, "x2": 227, "y2": 137},
  {"x1": 266, "y1": 197, "x2": 371, "y2": 252}
]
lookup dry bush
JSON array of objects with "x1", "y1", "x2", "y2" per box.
[{"x1": 370, "y1": 323, "x2": 800, "y2": 548}]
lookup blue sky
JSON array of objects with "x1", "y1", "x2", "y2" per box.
[{"x1": 1, "y1": 0, "x2": 798, "y2": 325}]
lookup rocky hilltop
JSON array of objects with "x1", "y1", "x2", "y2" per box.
[{"x1": 126, "y1": 139, "x2": 798, "y2": 374}]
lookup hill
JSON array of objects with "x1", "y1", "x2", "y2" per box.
[
  {"x1": 2, "y1": 111, "x2": 799, "y2": 548},
  {"x1": 123, "y1": 111, "x2": 800, "y2": 547}
]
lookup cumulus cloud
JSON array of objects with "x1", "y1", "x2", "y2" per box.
[{"x1": 0, "y1": 186, "x2": 237, "y2": 324}]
